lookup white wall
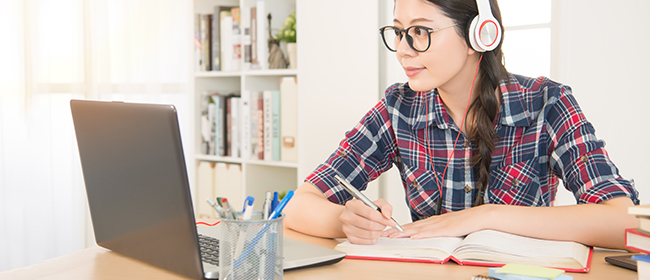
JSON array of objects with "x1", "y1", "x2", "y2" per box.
[
  {"x1": 378, "y1": 0, "x2": 649, "y2": 224},
  {"x1": 553, "y1": 0, "x2": 649, "y2": 205}
]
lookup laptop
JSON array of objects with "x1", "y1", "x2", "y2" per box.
[{"x1": 70, "y1": 99, "x2": 345, "y2": 279}]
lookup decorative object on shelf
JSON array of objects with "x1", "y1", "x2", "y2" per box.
[
  {"x1": 267, "y1": 13, "x2": 288, "y2": 69},
  {"x1": 275, "y1": 11, "x2": 297, "y2": 69}
]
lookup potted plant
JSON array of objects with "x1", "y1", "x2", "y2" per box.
[{"x1": 275, "y1": 11, "x2": 296, "y2": 69}]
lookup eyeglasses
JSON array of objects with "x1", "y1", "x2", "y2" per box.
[{"x1": 379, "y1": 24, "x2": 457, "y2": 53}]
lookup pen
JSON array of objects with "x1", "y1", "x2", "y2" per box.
[
  {"x1": 217, "y1": 197, "x2": 238, "y2": 220},
  {"x1": 334, "y1": 175, "x2": 404, "y2": 233},
  {"x1": 262, "y1": 191, "x2": 272, "y2": 220},
  {"x1": 270, "y1": 191, "x2": 279, "y2": 213},
  {"x1": 242, "y1": 196, "x2": 255, "y2": 220},
  {"x1": 205, "y1": 198, "x2": 225, "y2": 218},
  {"x1": 268, "y1": 190, "x2": 294, "y2": 220}
]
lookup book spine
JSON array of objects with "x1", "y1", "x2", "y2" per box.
[
  {"x1": 207, "y1": 95, "x2": 217, "y2": 155},
  {"x1": 256, "y1": 93, "x2": 264, "y2": 160},
  {"x1": 194, "y1": 14, "x2": 202, "y2": 72},
  {"x1": 280, "y1": 77, "x2": 298, "y2": 162},
  {"x1": 250, "y1": 7, "x2": 258, "y2": 69},
  {"x1": 250, "y1": 91, "x2": 259, "y2": 160},
  {"x1": 231, "y1": 7, "x2": 241, "y2": 72},
  {"x1": 271, "y1": 90, "x2": 281, "y2": 161},
  {"x1": 263, "y1": 90, "x2": 272, "y2": 160},
  {"x1": 231, "y1": 96, "x2": 241, "y2": 158},
  {"x1": 255, "y1": 1, "x2": 267, "y2": 70},
  {"x1": 200, "y1": 14, "x2": 212, "y2": 71},
  {"x1": 200, "y1": 93, "x2": 211, "y2": 155},
  {"x1": 211, "y1": 8, "x2": 220, "y2": 71},
  {"x1": 220, "y1": 12, "x2": 233, "y2": 72},
  {"x1": 240, "y1": 91, "x2": 251, "y2": 160}
]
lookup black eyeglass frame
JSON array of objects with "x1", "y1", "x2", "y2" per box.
[{"x1": 379, "y1": 24, "x2": 457, "y2": 53}]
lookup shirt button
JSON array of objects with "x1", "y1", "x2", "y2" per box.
[
  {"x1": 512, "y1": 179, "x2": 520, "y2": 186},
  {"x1": 339, "y1": 150, "x2": 348, "y2": 158},
  {"x1": 412, "y1": 181, "x2": 419, "y2": 188},
  {"x1": 464, "y1": 141, "x2": 470, "y2": 148},
  {"x1": 464, "y1": 185, "x2": 472, "y2": 193},
  {"x1": 580, "y1": 155, "x2": 588, "y2": 163}
]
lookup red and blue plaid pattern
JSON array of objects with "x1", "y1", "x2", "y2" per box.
[{"x1": 306, "y1": 74, "x2": 639, "y2": 222}]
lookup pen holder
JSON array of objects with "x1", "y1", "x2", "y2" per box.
[{"x1": 219, "y1": 212, "x2": 284, "y2": 280}]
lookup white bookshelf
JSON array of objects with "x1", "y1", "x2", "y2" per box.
[{"x1": 190, "y1": 0, "x2": 381, "y2": 214}]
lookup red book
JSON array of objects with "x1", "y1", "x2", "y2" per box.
[
  {"x1": 336, "y1": 229, "x2": 592, "y2": 273},
  {"x1": 626, "y1": 228, "x2": 650, "y2": 255}
]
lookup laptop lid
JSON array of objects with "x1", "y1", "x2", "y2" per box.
[
  {"x1": 71, "y1": 100, "x2": 206, "y2": 279},
  {"x1": 71, "y1": 99, "x2": 346, "y2": 279}
]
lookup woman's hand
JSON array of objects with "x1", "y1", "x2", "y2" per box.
[
  {"x1": 382, "y1": 204, "x2": 492, "y2": 239},
  {"x1": 339, "y1": 199, "x2": 398, "y2": 244}
]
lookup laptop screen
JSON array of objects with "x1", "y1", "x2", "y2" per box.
[{"x1": 71, "y1": 100, "x2": 205, "y2": 279}]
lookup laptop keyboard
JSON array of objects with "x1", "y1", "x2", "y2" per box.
[{"x1": 198, "y1": 234, "x2": 219, "y2": 266}]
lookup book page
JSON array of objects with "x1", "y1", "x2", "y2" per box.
[
  {"x1": 452, "y1": 230, "x2": 590, "y2": 269},
  {"x1": 335, "y1": 237, "x2": 463, "y2": 261}
]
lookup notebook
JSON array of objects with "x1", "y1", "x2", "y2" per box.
[{"x1": 70, "y1": 99, "x2": 345, "y2": 279}]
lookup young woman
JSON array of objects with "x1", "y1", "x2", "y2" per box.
[{"x1": 283, "y1": 0, "x2": 639, "y2": 249}]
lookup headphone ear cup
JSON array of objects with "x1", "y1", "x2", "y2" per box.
[{"x1": 467, "y1": 16, "x2": 485, "y2": 52}]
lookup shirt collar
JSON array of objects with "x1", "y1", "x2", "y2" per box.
[{"x1": 409, "y1": 74, "x2": 534, "y2": 131}]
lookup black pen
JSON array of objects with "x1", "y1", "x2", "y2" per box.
[{"x1": 334, "y1": 175, "x2": 404, "y2": 233}]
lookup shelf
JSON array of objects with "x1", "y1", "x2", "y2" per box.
[
  {"x1": 195, "y1": 154, "x2": 299, "y2": 168},
  {"x1": 195, "y1": 69, "x2": 298, "y2": 78}
]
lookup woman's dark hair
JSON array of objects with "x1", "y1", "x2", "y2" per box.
[{"x1": 427, "y1": 0, "x2": 508, "y2": 206}]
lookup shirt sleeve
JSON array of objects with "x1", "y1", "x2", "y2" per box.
[
  {"x1": 547, "y1": 86, "x2": 639, "y2": 205},
  {"x1": 305, "y1": 97, "x2": 398, "y2": 205}
]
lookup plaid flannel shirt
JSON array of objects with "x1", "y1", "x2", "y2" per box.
[{"x1": 306, "y1": 73, "x2": 639, "y2": 221}]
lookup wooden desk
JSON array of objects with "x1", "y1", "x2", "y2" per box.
[{"x1": 0, "y1": 229, "x2": 638, "y2": 280}]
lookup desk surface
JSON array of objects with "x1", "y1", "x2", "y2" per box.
[{"x1": 0, "y1": 229, "x2": 637, "y2": 280}]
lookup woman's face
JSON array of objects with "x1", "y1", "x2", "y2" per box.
[{"x1": 393, "y1": 0, "x2": 475, "y2": 92}]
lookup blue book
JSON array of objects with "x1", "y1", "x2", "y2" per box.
[
  {"x1": 632, "y1": 254, "x2": 650, "y2": 263},
  {"x1": 488, "y1": 267, "x2": 573, "y2": 280}
]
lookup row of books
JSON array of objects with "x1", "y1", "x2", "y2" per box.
[
  {"x1": 199, "y1": 77, "x2": 297, "y2": 162},
  {"x1": 625, "y1": 205, "x2": 650, "y2": 279},
  {"x1": 194, "y1": 1, "x2": 295, "y2": 72}
]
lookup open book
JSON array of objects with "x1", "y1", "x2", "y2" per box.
[{"x1": 335, "y1": 229, "x2": 592, "y2": 273}]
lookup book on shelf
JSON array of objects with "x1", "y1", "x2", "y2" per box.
[
  {"x1": 255, "y1": 1, "x2": 267, "y2": 70},
  {"x1": 249, "y1": 6, "x2": 258, "y2": 69},
  {"x1": 200, "y1": 14, "x2": 212, "y2": 71},
  {"x1": 210, "y1": 94, "x2": 227, "y2": 156},
  {"x1": 263, "y1": 90, "x2": 273, "y2": 160},
  {"x1": 240, "y1": 90, "x2": 251, "y2": 160},
  {"x1": 211, "y1": 5, "x2": 236, "y2": 71},
  {"x1": 194, "y1": 14, "x2": 203, "y2": 72},
  {"x1": 256, "y1": 92, "x2": 265, "y2": 160},
  {"x1": 271, "y1": 90, "x2": 281, "y2": 161},
  {"x1": 219, "y1": 11, "x2": 233, "y2": 72},
  {"x1": 231, "y1": 7, "x2": 242, "y2": 72},
  {"x1": 280, "y1": 77, "x2": 298, "y2": 162},
  {"x1": 200, "y1": 94, "x2": 211, "y2": 155},
  {"x1": 334, "y1": 229, "x2": 592, "y2": 273}
]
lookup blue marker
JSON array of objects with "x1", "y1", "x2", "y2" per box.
[
  {"x1": 268, "y1": 190, "x2": 294, "y2": 220},
  {"x1": 242, "y1": 196, "x2": 255, "y2": 220},
  {"x1": 271, "y1": 191, "x2": 279, "y2": 213}
]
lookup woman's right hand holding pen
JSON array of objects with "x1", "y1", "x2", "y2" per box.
[{"x1": 339, "y1": 198, "x2": 398, "y2": 245}]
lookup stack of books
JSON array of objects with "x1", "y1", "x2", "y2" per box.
[{"x1": 626, "y1": 205, "x2": 650, "y2": 278}]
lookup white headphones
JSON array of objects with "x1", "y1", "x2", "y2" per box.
[{"x1": 468, "y1": 0, "x2": 502, "y2": 52}]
